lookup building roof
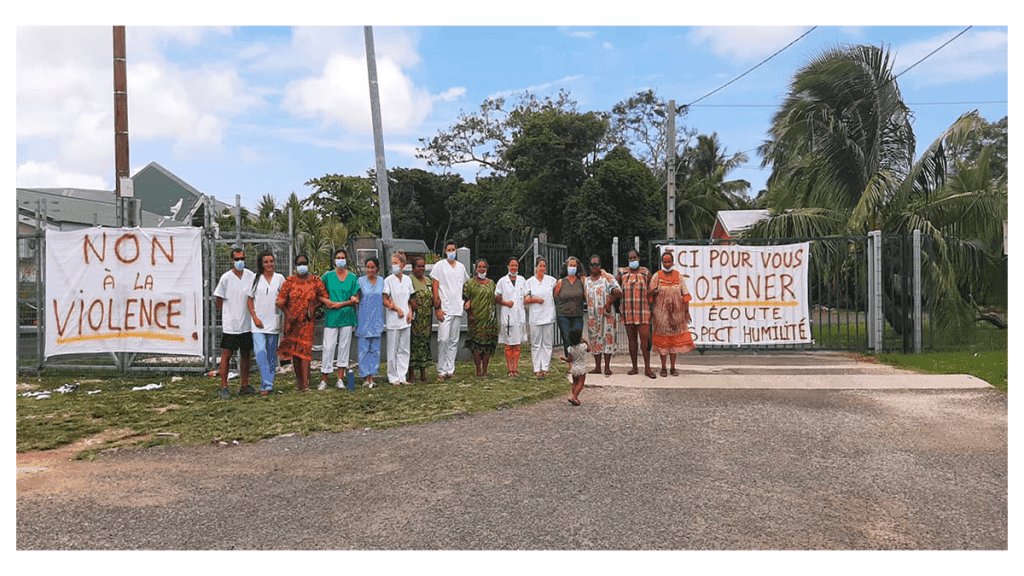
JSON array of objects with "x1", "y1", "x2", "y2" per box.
[
  {"x1": 713, "y1": 210, "x2": 771, "y2": 238},
  {"x1": 17, "y1": 187, "x2": 190, "y2": 229}
]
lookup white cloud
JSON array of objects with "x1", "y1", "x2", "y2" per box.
[
  {"x1": 603, "y1": 42, "x2": 614, "y2": 51},
  {"x1": 281, "y1": 52, "x2": 434, "y2": 134},
  {"x1": 17, "y1": 160, "x2": 110, "y2": 190},
  {"x1": 688, "y1": 26, "x2": 811, "y2": 64},
  {"x1": 559, "y1": 27, "x2": 597, "y2": 40},
  {"x1": 434, "y1": 87, "x2": 467, "y2": 103},
  {"x1": 16, "y1": 26, "x2": 263, "y2": 188},
  {"x1": 893, "y1": 28, "x2": 1007, "y2": 87},
  {"x1": 487, "y1": 74, "x2": 584, "y2": 100}
]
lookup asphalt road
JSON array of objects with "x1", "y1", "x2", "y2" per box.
[{"x1": 16, "y1": 352, "x2": 1007, "y2": 550}]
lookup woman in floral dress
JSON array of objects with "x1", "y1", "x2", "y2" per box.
[
  {"x1": 648, "y1": 251, "x2": 696, "y2": 376},
  {"x1": 463, "y1": 259, "x2": 499, "y2": 377},
  {"x1": 275, "y1": 253, "x2": 327, "y2": 391},
  {"x1": 407, "y1": 256, "x2": 434, "y2": 383}
]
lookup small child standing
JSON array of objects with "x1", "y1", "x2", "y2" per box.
[{"x1": 560, "y1": 325, "x2": 589, "y2": 406}]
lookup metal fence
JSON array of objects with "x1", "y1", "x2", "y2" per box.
[
  {"x1": 16, "y1": 201, "x2": 294, "y2": 374},
  {"x1": 645, "y1": 233, "x2": 934, "y2": 353}
]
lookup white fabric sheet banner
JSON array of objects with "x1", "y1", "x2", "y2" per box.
[
  {"x1": 44, "y1": 227, "x2": 204, "y2": 357},
  {"x1": 660, "y1": 243, "x2": 812, "y2": 346}
]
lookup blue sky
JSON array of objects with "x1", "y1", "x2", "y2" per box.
[{"x1": 14, "y1": 13, "x2": 1010, "y2": 216}]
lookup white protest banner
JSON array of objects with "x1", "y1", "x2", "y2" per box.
[
  {"x1": 660, "y1": 243, "x2": 811, "y2": 346},
  {"x1": 44, "y1": 227, "x2": 204, "y2": 357}
]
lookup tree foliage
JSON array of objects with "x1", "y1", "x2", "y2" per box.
[{"x1": 750, "y1": 44, "x2": 1007, "y2": 340}]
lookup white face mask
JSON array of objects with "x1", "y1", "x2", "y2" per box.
[
  {"x1": 296, "y1": 264, "x2": 309, "y2": 275},
  {"x1": 567, "y1": 266, "x2": 577, "y2": 276},
  {"x1": 234, "y1": 260, "x2": 245, "y2": 271},
  {"x1": 336, "y1": 259, "x2": 346, "y2": 269},
  {"x1": 662, "y1": 263, "x2": 673, "y2": 271},
  {"x1": 629, "y1": 260, "x2": 639, "y2": 270},
  {"x1": 392, "y1": 264, "x2": 402, "y2": 275},
  {"x1": 477, "y1": 272, "x2": 487, "y2": 280},
  {"x1": 447, "y1": 251, "x2": 457, "y2": 261}
]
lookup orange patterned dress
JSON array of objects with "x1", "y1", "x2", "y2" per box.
[
  {"x1": 275, "y1": 273, "x2": 327, "y2": 361},
  {"x1": 649, "y1": 269, "x2": 696, "y2": 355}
]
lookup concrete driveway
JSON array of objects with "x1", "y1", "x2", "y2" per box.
[{"x1": 16, "y1": 351, "x2": 1006, "y2": 550}]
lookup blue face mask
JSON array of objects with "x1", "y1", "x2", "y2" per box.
[
  {"x1": 296, "y1": 265, "x2": 309, "y2": 275},
  {"x1": 336, "y1": 259, "x2": 346, "y2": 269},
  {"x1": 234, "y1": 260, "x2": 245, "y2": 271},
  {"x1": 629, "y1": 260, "x2": 639, "y2": 270},
  {"x1": 447, "y1": 251, "x2": 457, "y2": 261},
  {"x1": 392, "y1": 264, "x2": 402, "y2": 275},
  {"x1": 567, "y1": 266, "x2": 577, "y2": 276}
]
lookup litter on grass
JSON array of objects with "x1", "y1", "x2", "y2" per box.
[{"x1": 132, "y1": 383, "x2": 164, "y2": 392}]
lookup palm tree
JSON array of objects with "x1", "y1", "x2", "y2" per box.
[
  {"x1": 673, "y1": 133, "x2": 751, "y2": 238},
  {"x1": 752, "y1": 44, "x2": 1006, "y2": 340}
]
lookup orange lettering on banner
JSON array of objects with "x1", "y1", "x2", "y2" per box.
[
  {"x1": 114, "y1": 234, "x2": 140, "y2": 264},
  {"x1": 83, "y1": 233, "x2": 106, "y2": 264},
  {"x1": 151, "y1": 236, "x2": 174, "y2": 265}
]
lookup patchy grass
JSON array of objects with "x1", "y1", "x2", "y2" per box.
[
  {"x1": 872, "y1": 350, "x2": 1008, "y2": 394},
  {"x1": 17, "y1": 350, "x2": 571, "y2": 455}
]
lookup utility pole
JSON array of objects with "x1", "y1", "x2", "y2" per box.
[
  {"x1": 666, "y1": 99, "x2": 676, "y2": 240},
  {"x1": 113, "y1": 26, "x2": 133, "y2": 227},
  {"x1": 364, "y1": 26, "x2": 395, "y2": 263}
]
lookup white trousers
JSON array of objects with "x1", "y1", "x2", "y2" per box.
[
  {"x1": 529, "y1": 323, "x2": 554, "y2": 373},
  {"x1": 436, "y1": 313, "x2": 461, "y2": 376},
  {"x1": 386, "y1": 327, "x2": 411, "y2": 384},
  {"x1": 321, "y1": 326, "x2": 353, "y2": 374}
]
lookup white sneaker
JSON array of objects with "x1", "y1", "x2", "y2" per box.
[{"x1": 317, "y1": 381, "x2": 327, "y2": 391}]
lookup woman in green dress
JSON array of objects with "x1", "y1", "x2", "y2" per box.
[
  {"x1": 462, "y1": 258, "x2": 499, "y2": 377},
  {"x1": 407, "y1": 256, "x2": 434, "y2": 382}
]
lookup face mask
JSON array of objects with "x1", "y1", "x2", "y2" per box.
[
  {"x1": 663, "y1": 263, "x2": 673, "y2": 271},
  {"x1": 336, "y1": 259, "x2": 346, "y2": 269},
  {"x1": 392, "y1": 264, "x2": 402, "y2": 275},
  {"x1": 509, "y1": 271, "x2": 517, "y2": 278},
  {"x1": 567, "y1": 266, "x2": 577, "y2": 276},
  {"x1": 447, "y1": 251, "x2": 457, "y2": 261},
  {"x1": 629, "y1": 260, "x2": 639, "y2": 270},
  {"x1": 234, "y1": 260, "x2": 245, "y2": 271},
  {"x1": 296, "y1": 265, "x2": 309, "y2": 275},
  {"x1": 477, "y1": 273, "x2": 487, "y2": 280}
]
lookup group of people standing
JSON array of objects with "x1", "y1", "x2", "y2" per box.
[{"x1": 213, "y1": 243, "x2": 698, "y2": 403}]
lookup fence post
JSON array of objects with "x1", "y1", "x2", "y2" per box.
[
  {"x1": 612, "y1": 236, "x2": 619, "y2": 271},
  {"x1": 913, "y1": 229, "x2": 922, "y2": 353},
  {"x1": 868, "y1": 230, "x2": 883, "y2": 352}
]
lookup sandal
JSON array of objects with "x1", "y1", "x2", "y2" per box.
[
  {"x1": 670, "y1": 368, "x2": 679, "y2": 376},
  {"x1": 645, "y1": 370, "x2": 657, "y2": 379},
  {"x1": 660, "y1": 368, "x2": 668, "y2": 377},
  {"x1": 568, "y1": 397, "x2": 581, "y2": 406},
  {"x1": 627, "y1": 368, "x2": 639, "y2": 375},
  {"x1": 604, "y1": 367, "x2": 612, "y2": 375}
]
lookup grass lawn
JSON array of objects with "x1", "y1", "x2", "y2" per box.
[
  {"x1": 871, "y1": 323, "x2": 1008, "y2": 394},
  {"x1": 16, "y1": 350, "x2": 571, "y2": 456}
]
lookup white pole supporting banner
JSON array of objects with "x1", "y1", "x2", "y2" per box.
[
  {"x1": 659, "y1": 243, "x2": 812, "y2": 346},
  {"x1": 44, "y1": 227, "x2": 204, "y2": 358}
]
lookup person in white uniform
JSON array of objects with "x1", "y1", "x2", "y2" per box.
[
  {"x1": 494, "y1": 257, "x2": 527, "y2": 377},
  {"x1": 383, "y1": 252, "x2": 414, "y2": 386},
  {"x1": 247, "y1": 250, "x2": 285, "y2": 396},
  {"x1": 524, "y1": 256, "x2": 557, "y2": 377},
  {"x1": 430, "y1": 240, "x2": 469, "y2": 381},
  {"x1": 214, "y1": 247, "x2": 256, "y2": 398}
]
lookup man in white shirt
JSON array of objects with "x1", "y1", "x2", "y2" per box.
[
  {"x1": 214, "y1": 247, "x2": 256, "y2": 398},
  {"x1": 430, "y1": 240, "x2": 469, "y2": 380}
]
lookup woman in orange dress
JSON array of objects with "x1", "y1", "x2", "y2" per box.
[
  {"x1": 275, "y1": 253, "x2": 327, "y2": 391},
  {"x1": 648, "y1": 251, "x2": 696, "y2": 376}
]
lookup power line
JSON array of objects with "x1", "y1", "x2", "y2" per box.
[
  {"x1": 894, "y1": 26, "x2": 972, "y2": 79},
  {"x1": 684, "y1": 26, "x2": 818, "y2": 109}
]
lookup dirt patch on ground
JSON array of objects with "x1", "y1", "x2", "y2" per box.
[{"x1": 17, "y1": 429, "x2": 146, "y2": 498}]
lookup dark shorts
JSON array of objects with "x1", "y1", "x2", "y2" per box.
[{"x1": 220, "y1": 332, "x2": 253, "y2": 352}]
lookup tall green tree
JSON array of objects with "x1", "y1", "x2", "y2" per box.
[
  {"x1": 503, "y1": 108, "x2": 608, "y2": 243},
  {"x1": 565, "y1": 146, "x2": 660, "y2": 261},
  {"x1": 303, "y1": 174, "x2": 380, "y2": 237},
  {"x1": 752, "y1": 44, "x2": 1006, "y2": 339},
  {"x1": 673, "y1": 133, "x2": 752, "y2": 239},
  {"x1": 378, "y1": 167, "x2": 464, "y2": 254}
]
